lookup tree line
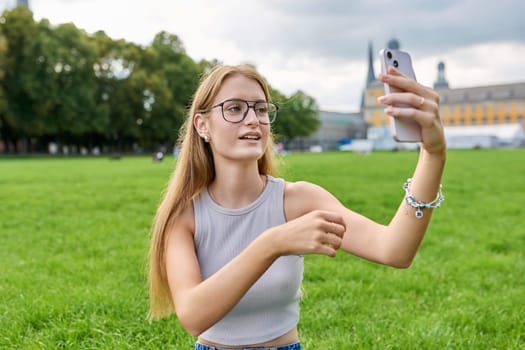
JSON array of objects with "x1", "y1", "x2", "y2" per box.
[{"x1": 0, "y1": 6, "x2": 320, "y2": 154}]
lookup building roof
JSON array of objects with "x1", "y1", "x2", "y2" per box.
[
  {"x1": 366, "y1": 41, "x2": 376, "y2": 86},
  {"x1": 437, "y1": 82, "x2": 525, "y2": 104},
  {"x1": 319, "y1": 110, "x2": 364, "y2": 126}
]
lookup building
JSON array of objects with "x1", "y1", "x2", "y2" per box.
[
  {"x1": 436, "y1": 74, "x2": 525, "y2": 128},
  {"x1": 286, "y1": 110, "x2": 366, "y2": 151},
  {"x1": 1, "y1": 0, "x2": 30, "y2": 10},
  {"x1": 444, "y1": 124, "x2": 525, "y2": 149},
  {"x1": 362, "y1": 39, "x2": 396, "y2": 130},
  {"x1": 362, "y1": 39, "x2": 525, "y2": 149},
  {"x1": 16, "y1": 0, "x2": 29, "y2": 7}
]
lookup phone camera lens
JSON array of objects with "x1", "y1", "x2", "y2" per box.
[
  {"x1": 393, "y1": 60, "x2": 399, "y2": 68},
  {"x1": 387, "y1": 51, "x2": 392, "y2": 59}
]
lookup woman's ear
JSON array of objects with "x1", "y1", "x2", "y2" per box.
[{"x1": 193, "y1": 113, "x2": 209, "y2": 137}]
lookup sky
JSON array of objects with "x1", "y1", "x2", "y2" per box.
[{"x1": 5, "y1": 0, "x2": 525, "y2": 112}]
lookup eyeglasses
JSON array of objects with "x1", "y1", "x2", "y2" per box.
[{"x1": 210, "y1": 99, "x2": 278, "y2": 124}]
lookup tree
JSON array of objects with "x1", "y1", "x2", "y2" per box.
[
  {"x1": 0, "y1": 28, "x2": 8, "y2": 151},
  {"x1": 148, "y1": 31, "x2": 202, "y2": 147},
  {"x1": 271, "y1": 88, "x2": 320, "y2": 145},
  {"x1": 131, "y1": 70, "x2": 173, "y2": 149},
  {"x1": 0, "y1": 8, "x2": 100, "y2": 153},
  {"x1": 0, "y1": 6, "x2": 37, "y2": 152},
  {"x1": 198, "y1": 58, "x2": 222, "y2": 75},
  {"x1": 27, "y1": 20, "x2": 99, "y2": 151},
  {"x1": 91, "y1": 32, "x2": 147, "y2": 152},
  {"x1": 0, "y1": 9, "x2": 320, "y2": 154}
]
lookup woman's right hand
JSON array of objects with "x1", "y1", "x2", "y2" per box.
[{"x1": 267, "y1": 210, "x2": 346, "y2": 257}]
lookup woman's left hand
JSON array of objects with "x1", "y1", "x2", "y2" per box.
[{"x1": 379, "y1": 66, "x2": 446, "y2": 156}]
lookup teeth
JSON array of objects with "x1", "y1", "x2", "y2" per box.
[{"x1": 242, "y1": 135, "x2": 259, "y2": 140}]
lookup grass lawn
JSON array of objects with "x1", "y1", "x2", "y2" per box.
[{"x1": 1, "y1": 149, "x2": 524, "y2": 349}]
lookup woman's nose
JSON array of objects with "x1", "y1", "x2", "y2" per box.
[{"x1": 244, "y1": 106, "x2": 260, "y2": 125}]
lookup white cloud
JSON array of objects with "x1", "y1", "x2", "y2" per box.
[
  {"x1": 15, "y1": 0, "x2": 525, "y2": 112},
  {"x1": 441, "y1": 43, "x2": 525, "y2": 88}
]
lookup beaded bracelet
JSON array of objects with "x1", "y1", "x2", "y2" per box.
[{"x1": 403, "y1": 178, "x2": 445, "y2": 218}]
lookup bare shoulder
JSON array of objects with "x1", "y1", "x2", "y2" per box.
[
  {"x1": 285, "y1": 180, "x2": 326, "y2": 200},
  {"x1": 284, "y1": 180, "x2": 340, "y2": 220},
  {"x1": 178, "y1": 201, "x2": 195, "y2": 233},
  {"x1": 166, "y1": 201, "x2": 195, "y2": 244}
]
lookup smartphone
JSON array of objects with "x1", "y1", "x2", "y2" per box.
[{"x1": 379, "y1": 48, "x2": 421, "y2": 142}]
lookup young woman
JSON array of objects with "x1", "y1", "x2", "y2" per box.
[{"x1": 148, "y1": 64, "x2": 446, "y2": 349}]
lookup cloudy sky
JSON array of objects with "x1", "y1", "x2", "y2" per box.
[{"x1": 7, "y1": 0, "x2": 525, "y2": 112}]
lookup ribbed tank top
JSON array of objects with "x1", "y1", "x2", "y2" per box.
[{"x1": 193, "y1": 176, "x2": 304, "y2": 345}]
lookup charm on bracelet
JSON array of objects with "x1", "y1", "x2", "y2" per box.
[{"x1": 403, "y1": 178, "x2": 444, "y2": 218}]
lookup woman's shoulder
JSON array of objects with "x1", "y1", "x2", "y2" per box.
[
  {"x1": 284, "y1": 179, "x2": 325, "y2": 196},
  {"x1": 168, "y1": 200, "x2": 195, "y2": 237},
  {"x1": 283, "y1": 180, "x2": 330, "y2": 219}
]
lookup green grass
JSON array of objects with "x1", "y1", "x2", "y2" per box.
[{"x1": 1, "y1": 149, "x2": 524, "y2": 349}]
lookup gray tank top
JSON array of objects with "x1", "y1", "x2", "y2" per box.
[{"x1": 193, "y1": 176, "x2": 304, "y2": 345}]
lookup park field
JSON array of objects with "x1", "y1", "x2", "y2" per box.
[{"x1": 1, "y1": 149, "x2": 524, "y2": 349}]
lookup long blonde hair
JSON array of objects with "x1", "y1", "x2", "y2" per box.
[{"x1": 148, "y1": 64, "x2": 278, "y2": 319}]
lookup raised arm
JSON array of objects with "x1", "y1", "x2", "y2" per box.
[
  {"x1": 285, "y1": 66, "x2": 446, "y2": 268},
  {"x1": 375, "y1": 66, "x2": 446, "y2": 266}
]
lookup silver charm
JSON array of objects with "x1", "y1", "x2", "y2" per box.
[{"x1": 403, "y1": 178, "x2": 444, "y2": 219}]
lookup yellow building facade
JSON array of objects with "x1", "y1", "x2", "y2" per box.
[
  {"x1": 364, "y1": 80, "x2": 525, "y2": 129},
  {"x1": 362, "y1": 41, "x2": 525, "y2": 130}
]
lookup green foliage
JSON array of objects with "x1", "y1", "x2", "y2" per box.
[
  {"x1": 0, "y1": 6, "x2": 38, "y2": 142},
  {"x1": 0, "y1": 11, "x2": 320, "y2": 154},
  {"x1": 0, "y1": 11, "x2": 203, "y2": 153},
  {"x1": 29, "y1": 22, "x2": 99, "y2": 140},
  {"x1": 148, "y1": 31, "x2": 201, "y2": 139},
  {"x1": 0, "y1": 149, "x2": 524, "y2": 349},
  {"x1": 271, "y1": 88, "x2": 321, "y2": 143}
]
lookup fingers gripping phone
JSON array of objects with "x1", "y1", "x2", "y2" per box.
[{"x1": 379, "y1": 48, "x2": 422, "y2": 142}]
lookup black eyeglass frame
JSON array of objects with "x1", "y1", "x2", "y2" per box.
[{"x1": 209, "y1": 98, "x2": 279, "y2": 125}]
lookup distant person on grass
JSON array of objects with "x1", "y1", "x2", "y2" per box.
[{"x1": 148, "y1": 64, "x2": 446, "y2": 349}]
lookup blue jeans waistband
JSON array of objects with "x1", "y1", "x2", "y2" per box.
[{"x1": 194, "y1": 341, "x2": 301, "y2": 350}]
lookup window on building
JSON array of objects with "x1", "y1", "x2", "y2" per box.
[
  {"x1": 483, "y1": 102, "x2": 493, "y2": 114},
  {"x1": 474, "y1": 104, "x2": 482, "y2": 116},
  {"x1": 471, "y1": 119, "x2": 477, "y2": 125},
  {"x1": 460, "y1": 118, "x2": 465, "y2": 126},
  {"x1": 505, "y1": 116, "x2": 512, "y2": 124},
  {"x1": 482, "y1": 117, "x2": 488, "y2": 125},
  {"x1": 517, "y1": 116, "x2": 523, "y2": 125}
]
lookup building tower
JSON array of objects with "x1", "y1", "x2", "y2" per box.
[
  {"x1": 1, "y1": 0, "x2": 29, "y2": 10},
  {"x1": 16, "y1": 0, "x2": 29, "y2": 7},
  {"x1": 361, "y1": 41, "x2": 380, "y2": 109},
  {"x1": 386, "y1": 38, "x2": 400, "y2": 50},
  {"x1": 365, "y1": 40, "x2": 376, "y2": 87},
  {"x1": 433, "y1": 61, "x2": 449, "y2": 89}
]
